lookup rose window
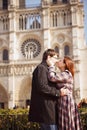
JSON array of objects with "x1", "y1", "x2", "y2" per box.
[{"x1": 21, "y1": 39, "x2": 41, "y2": 59}]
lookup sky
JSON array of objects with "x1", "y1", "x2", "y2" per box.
[
  {"x1": 26, "y1": 0, "x2": 41, "y2": 6},
  {"x1": 26, "y1": 0, "x2": 87, "y2": 43}
]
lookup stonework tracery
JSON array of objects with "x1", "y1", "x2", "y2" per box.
[{"x1": 21, "y1": 39, "x2": 41, "y2": 59}]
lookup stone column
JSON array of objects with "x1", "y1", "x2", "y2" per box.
[{"x1": 9, "y1": 0, "x2": 16, "y2": 7}]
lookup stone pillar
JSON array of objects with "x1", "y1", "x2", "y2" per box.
[
  {"x1": 9, "y1": 0, "x2": 16, "y2": 7},
  {"x1": 0, "y1": 0, "x2": 2, "y2": 9},
  {"x1": 42, "y1": 8, "x2": 51, "y2": 49}
]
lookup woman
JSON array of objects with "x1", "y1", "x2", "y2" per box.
[{"x1": 48, "y1": 56, "x2": 82, "y2": 130}]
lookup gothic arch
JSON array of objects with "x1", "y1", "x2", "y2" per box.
[
  {"x1": 51, "y1": 32, "x2": 72, "y2": 47},
  {"x1": 52, "y1": 32, "x2": 72, "y2": 43},
  {"x1": 63, "y1": 42, "x2": 72, "y2": 56},
  {"x1": 54, "y1": 46, "x2": 59, "y2": 53},
  {"x1": 0, "y1": 84, "x2": 8, "y2": 108},
  {"x1": 18, "y1": 76, "x2": 32, "y2": 108},
  {"x1": 51, "y1": 33, "x2": 65, "y2": 45},
  {"x1": 52, "y1": 43, "x2": 60, "y2": 53},
  {"x1": 63, "y1": 41, "x2": 72, "y2": 46},
  {"x1": 0, "y1": 38, "x2": 8, "y2": 47},
  {"x1": 0, "y1": 38, "x2": 9, "y2": 62},
  {"x1": 2, "y1": 49, "x2": 9, "y2": 61},
  {"x1": 19, "y1": 34, "x2": 43, "y2": 46}
]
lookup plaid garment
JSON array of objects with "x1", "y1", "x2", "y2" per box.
[{"x1": 48, "y1": 66, "x2": 83, "y2": 130}]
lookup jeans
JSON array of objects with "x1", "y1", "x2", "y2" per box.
[{"x1": 40, "y1": 123, "x2": 58, "y2": 130}]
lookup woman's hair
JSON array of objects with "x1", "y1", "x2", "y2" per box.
[
  {"x1": 64, "y1": 56, "x2": 74, "y2": 77},
  {"x1": 42, "y1": 49, "x2": 58, "y2": 61}
]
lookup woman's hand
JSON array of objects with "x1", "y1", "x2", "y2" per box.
[
  {"x1": 60, "y1": 88, "x2": 69, "y2": 96},
  {"x1": 46, "y1": 57, "x2": 55, "y2": 66}
]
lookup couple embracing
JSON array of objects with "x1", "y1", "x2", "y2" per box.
[{"x1": 29, "y1": 49, "x2": 82, "y2": 130}]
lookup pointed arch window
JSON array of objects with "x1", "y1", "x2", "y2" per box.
[
  {"x1": 62, "y1": 0, "x2": 68, "y2": 3},
  {"x1": 3, "y1": 49, "x2": 9, "y2": 61},
  {"x1": 64, "y1": 45, "x2": 70, "y2": 56},
  {"x1": 19, "y1": 0, "x2": 25, "y2": 8},
  {"x1": 53, "y1": 0, "x2": 57, "y2": 4},
  {"x1": 54, "y1": 46, "x2": 59, "y2": 53},
  {"x1": 3, "y1": 0, "x2": 8, "y2": 9}
]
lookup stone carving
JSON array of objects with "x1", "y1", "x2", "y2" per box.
[
  {"x1": 21, "y1": 39, "x2": 41, "y2": 59},
  {"x1": 58, "y1": 35, "x2": 65, "y2": 43}
]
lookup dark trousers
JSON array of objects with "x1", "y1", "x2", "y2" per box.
[{"x1": 40, "y1": 123, "x2": 58, "y2": 130}]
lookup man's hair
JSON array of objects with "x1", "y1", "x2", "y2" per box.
[{"x1": 42, "y1": 49, "x2": 58, "y2": 61}]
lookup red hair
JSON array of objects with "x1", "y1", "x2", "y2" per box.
[{"x1": 64, "y1": 56, "x2": 74, "y2": 77}]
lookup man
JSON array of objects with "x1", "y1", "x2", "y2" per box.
[{"x1": 29, "y1": 49, "x2": 66, "y2": 130}]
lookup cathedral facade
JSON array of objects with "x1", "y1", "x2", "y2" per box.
[{"x1": 0, "y1": 0, "x2": 87, "y2": 109}]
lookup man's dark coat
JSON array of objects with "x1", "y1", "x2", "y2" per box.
[{"x1": 29, "y1": 61, "x2": 60, "y2": 124}]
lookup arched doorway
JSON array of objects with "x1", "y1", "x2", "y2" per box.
[
  {"x1": 18, "y1": 76, "x2": 32, "y2": 108},
  {"x1": 0, "y1": 84, "x2": 8, "y2": 108}
]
